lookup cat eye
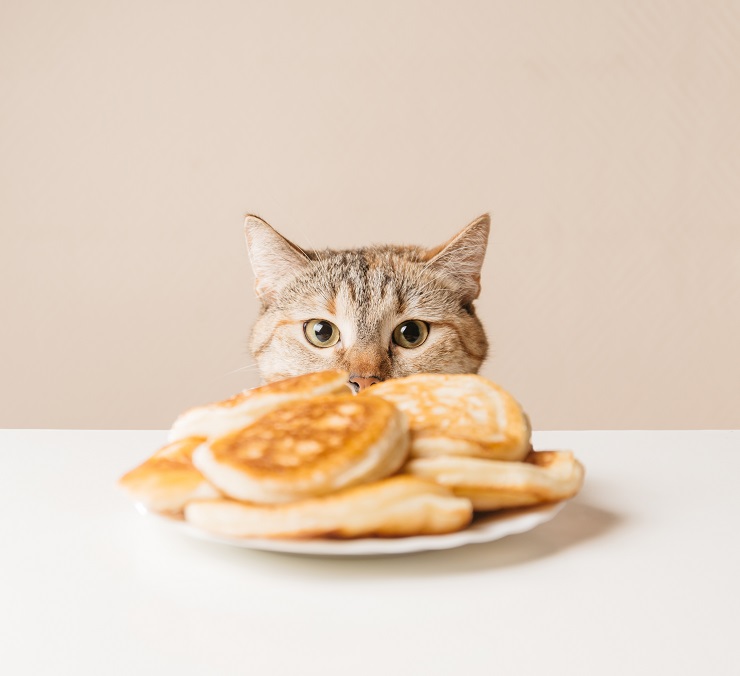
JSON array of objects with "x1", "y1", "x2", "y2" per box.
[
  {"x1": 303, "y1": 319, "x2": 340, "y2": 348},
  {"x1": 392, "y1": 320, "x2": 429, "y2": 349}
]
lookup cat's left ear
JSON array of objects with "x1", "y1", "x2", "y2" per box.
[{"x1": 424, "y1": 214, "x2": 491, "y2": 303}]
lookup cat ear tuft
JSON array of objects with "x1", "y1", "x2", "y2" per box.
[
  {"x1": 244, "y1": 215, "x2": 311, "y2": 304},
  {"x1": 424, "y1": 214, "x2": 491, "y2": 303}
]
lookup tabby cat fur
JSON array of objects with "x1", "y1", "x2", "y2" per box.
[{"x1": 245, "y1": 214, "x2": 490, "y2": 392}]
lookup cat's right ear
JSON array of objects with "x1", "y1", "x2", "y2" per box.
[{"x1": 244, "y1": 215, "x2": 311, "y2": 304}]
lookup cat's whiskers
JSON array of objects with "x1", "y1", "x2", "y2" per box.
[{"x1": 224, "y1": 363, "x2": 260, "y2": 376}]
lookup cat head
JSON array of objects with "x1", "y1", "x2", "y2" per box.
[{"x1": 245, "y1": 214, "x2": 490, "y2": 391}]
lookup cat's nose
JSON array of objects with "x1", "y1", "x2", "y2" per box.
[{"x1": 348, "y1": 375, "x2": 381, "y2": 392}]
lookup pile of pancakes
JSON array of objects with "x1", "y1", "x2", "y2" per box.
[{"x1": 119, "y1": 370, "x2": 584, "y2": 539}]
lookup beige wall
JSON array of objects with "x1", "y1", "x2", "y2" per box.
[{"x1": 1, "y1": 0, "x2": 738, "y2": 430}]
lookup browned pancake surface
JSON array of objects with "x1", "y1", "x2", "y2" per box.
[
  {"x1": 213, "y1": 369, "x2": 349, "y2": 409},
  {"x1": 210, "y1": 394, "x2": 396, "y2": 479},
  {"x1": 118, "y1": 436, "x2": 219, "y2": 513},
  {"x1": 122, "y1": 435, "x2": 204, "y2": 479},
  {"x1": 405, "y1": 449, "x2": 585, "y2": 511},
  {"x1": 365, "y1": 373, "x2": 530, "y2": 460}
]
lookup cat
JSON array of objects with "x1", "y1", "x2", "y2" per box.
[{"x1": 245, "y1": 214, "x2": 490, "y2": 392}]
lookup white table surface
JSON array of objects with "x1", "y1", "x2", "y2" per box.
[{"x1": 1, "y1": 429, "x2": 738, "y2": 676}]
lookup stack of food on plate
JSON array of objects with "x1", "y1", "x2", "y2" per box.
[{"x1": 119, "y1": 370, "x2": 584, "y2": 539}]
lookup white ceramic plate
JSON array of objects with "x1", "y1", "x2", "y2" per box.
[{"x1": 138, "y1": 501, "x2": 566, "y2": 556}]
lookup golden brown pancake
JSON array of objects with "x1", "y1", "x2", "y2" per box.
[
  {"x1": 168, "y1": 369, "x2": 351, "y2": 442},
  {"x1": 118, "y1": 436, "x2": 220, "y2": 514},
  {"x1": 364, "y1": 373, "x2": 531, "y2": 461},
  {"x1": 192, "y1": 394, "x2": 409, "y2": 504},
  {"x1": 405, "y1": 450, "x2": 585, "y2": 511},
  {"x1": 184, "y1": 475, "x2": 473, "y2": 539}
]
